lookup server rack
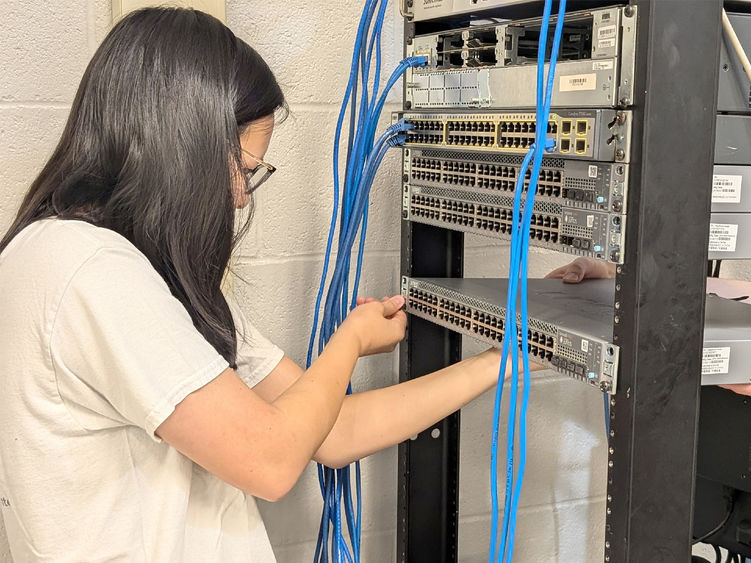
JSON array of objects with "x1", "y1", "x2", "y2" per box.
[{"x1": 396, "y1": 1, "x2": 724, "y2": 562}]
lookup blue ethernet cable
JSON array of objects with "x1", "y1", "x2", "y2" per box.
[
  {"x1": 504, "y1": 1, "x2": 568, "y2": 560},
  {"x1": 308, "y1": 12, "x2": 424, "y2": 558},
  {"x1": 489, "y1": 0, "x2": 567, "y2": 560}
]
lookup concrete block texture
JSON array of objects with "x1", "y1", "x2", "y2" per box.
[
  {"x1": 0, "y1": 1, "x2": 91, "y2": 103},
  {"x1": 227, "y1": 0, "x2": 404, "y2": 106}
]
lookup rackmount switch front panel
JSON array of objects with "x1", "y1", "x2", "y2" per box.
[
  {"x1": 406, "y1": 6, "x2": 637, "y2": 110},
  {"x1": 403, "y1": 277, "x2": 751, "y2": 390},
  {"x1": 403, "y1": 0, "x2": 530, "y2": 22},
  {"x1": 396, "y1": 109, "x2": 632, "y2": 162},
  {"x1": 402, "y1": 276, "x2": 620, "y2": 392}
]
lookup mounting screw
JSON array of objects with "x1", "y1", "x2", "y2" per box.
[
  {"x1": 405, "y1": 101, "x2": 412, "y2": 110},
  {"x1": 609, "y1": 447, "x2": 615, "y2": 455},
  {"x1": 614, "y1": 315, "x2": 620, "y2": 324},
  {"x1": 616, "y1": 266, "x2": 623, "y2": 274},
  {"x1": 610, "y1": 250, "x2": 620, "y2": 262},
  {"x1": 607, "y1": 495, "x2": 612, "y2": 502},
  {"x1": 605, "y1": 541, "x2": 611, "y2": 549},
  {"x1": 615, "y1": 283, "x2": 621, "y2": 291},
  {"x1": 612, "y1": 200, "x2": 623, "y2": 213},
  {"x1": 407, "y1": 0, "x2": 414, "y2": 6},
  {"x1": 403, "y1": 174, "x2": 410, "y2": 182},
  {"x1": 615, "y1": 148, "x2": 626, "y2": 161},
  {"x1": 601, "y1": 381, "x2": 612, "y2": 393},
  {"x1": 624, "y1": 5, "x2": 635, "y2": 17},
  {"x1": 615, "y1": 301, "x2": 621, "y2": 310},
  {"x1": 619, "y1": 97, "x2": 631, "y2": 108}
]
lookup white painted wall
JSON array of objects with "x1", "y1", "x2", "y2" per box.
[{"x1": 3, "y1": 1, "x2": 737, "y2": 562}]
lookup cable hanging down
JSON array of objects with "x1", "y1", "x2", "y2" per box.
[
  {"x1": 306, "y1": 1, "x2": 427, "y2": 561},
  {"x1": 489, "y1": 1, "x2": 567, "y2": 561}
]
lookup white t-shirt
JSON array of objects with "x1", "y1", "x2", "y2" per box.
[{"x1": 0, "y1": 218, "x2": 284, "y2": 562}]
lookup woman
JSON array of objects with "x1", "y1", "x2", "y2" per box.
[{"x1": 0, "y1": 8, "x2": 520, "y2": 561}]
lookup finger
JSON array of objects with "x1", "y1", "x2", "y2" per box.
[
  {"x1": 381, "y1": 295, "x2": 406, "y2": 317},
  {"x1": 545, "y1": 266, "x2": 568, "y2": 279},
  {"x1": 561, "y1": 262, "x2": 586, "y2": 283},
  {"x1": 356, "y1": 297, "x2": 367, "y2": 306}
]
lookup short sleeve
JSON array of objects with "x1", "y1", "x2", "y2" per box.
[
  {"x1": 50, "y1": 246, "x2": 230, "y2": 440},
  {"x1": 227, "y1": 298, "x2": 284, "y2": 388}
]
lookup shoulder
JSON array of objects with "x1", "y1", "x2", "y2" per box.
[{"x1": 0, "y1": 218, "x2": 157, "y2": 293}]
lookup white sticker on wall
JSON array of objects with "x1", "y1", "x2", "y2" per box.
[
  {"x1": 593, "y1": 60, "x2": 615, "y2": 71},
  {"x1": 560, "y1": 73, "x2": 597, "y2": 92},
  {"x1": 712, "y1": 174, "x2": 743, "y2": 204},
  {"x1": 709, "y1": 223, "x2": 739, "y2": 252},
  {"x1": 702, "y1": 347, "x2": 731, "y2": 375},
  {"x1": 598, "y1": 25, "x2": 617, "y2": 40}
]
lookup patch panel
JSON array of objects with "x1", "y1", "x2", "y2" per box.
[
  {"x1": 405, "y1": 6, "x2": 637, "y2": 109},
  {"x1": 404, "y1": 183, "x2": 625, "y2": 263},
  {"x1": 404, "y1": 148, "x2": 628, "y2": 212},
  {"x1": 396, "y1": 109, "x2": 631, "y2": 162},
  {"x1": 402, "y1": 277, "x2": 620, "y2": 392}
]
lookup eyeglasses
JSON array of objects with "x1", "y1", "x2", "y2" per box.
[{"x1": 241, "y1": 149, "x2": 276, "y2": 194}]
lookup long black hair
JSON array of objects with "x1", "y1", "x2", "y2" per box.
[{"x1": 0, "y1": 7, "x2": 286, "y2": 367}]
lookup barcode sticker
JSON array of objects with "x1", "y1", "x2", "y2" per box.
[
  {"x1": 709, "y1": 223, "x2": 739, "y2": 252},
  {"x1": 598, "y1": 25, "x2": 617, "y2": 39},
  {"x1": 598, "y1": 38, "x2": 616, "y2": 49},
  {"x1": 712, "y1": 174, "x2": 743, "y2": 204},
  {"x1": 593, "y1": 60, "x2": 614, "y2": 71},
  {"x1": 703, "y1": 347, "x2": 731, "y2": 375},
  {"x1": 560, "y1": 73, "x2": 597, "y2": 92},
  {"x1": 588, "y1": 165, "x2": 599, "y2": 178}
]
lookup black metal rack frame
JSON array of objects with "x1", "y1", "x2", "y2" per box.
[{"x1": 396, "y1": 2, "x2": 724, "y2": 562}]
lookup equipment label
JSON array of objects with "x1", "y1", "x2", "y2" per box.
[
  {"x1": 588, "y1": 165, "x2": 599, "y2": 178},
  {"x1": 593, "y1": 60, "x2": 614, "y2": 71},
  {"x1": 702, "y1": 347, "x2": 731, "y2": 375},
  {"x1": 598, "y1": 25, "x2": 617, "y2": 40},
  {"x1": 598, "y1": 38, "x2": 616, "y2": 50},
  {"x1": 709, "y1": 223, "x2": 739, "y2": 252},
  {"x1": 560, "y1": 73, "x2": 597, "y2": 92},
  {"x1": 712, "y1": 174, "x2": 743, "y2": 204}
]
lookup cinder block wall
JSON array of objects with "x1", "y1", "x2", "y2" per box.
[{"x1": 0, "y1": 1, "x2": 674, "y2": 562}]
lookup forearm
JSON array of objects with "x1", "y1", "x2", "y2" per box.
[
  {"x1": 273, "y1": 329, "x2": 360, "y2": 467},
  {"x1": 315, "y1": 349, "x2": 537, "y2": 468}
]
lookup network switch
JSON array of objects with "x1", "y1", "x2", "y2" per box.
[
  {"x1": 396, "y1": 109, "x2": 631, "y2": 162},
  {"x1": 713, "y1": 166, "x2": 751, "y2": 212},
  {"x1": 405, "y1": 6, "x2": 636, "y2": 110},
  {"x1": 402, "y1": 0, "x2": 537, "y2": 22},
  {"x1": 404, "y1": 183, "x2": 625, "y2": 263},
  {"x1": 708, "y1": 213, "x2": 751, "y2": 260},
  {"x1": 718, "y1": 12, "x2": 751, "y2": 114},
  {"x1": 403, "y1": 277, "x2": 751, "y2": 390},
  {"x1": 402, "y1": 276, "x2": 619, "y2": 392},
  {"x1": 405, "y1": 148, "x2": 628, "y2": 213},
  {"x1": 716, "y1": 115, "x2": 751, "y2": 165}
]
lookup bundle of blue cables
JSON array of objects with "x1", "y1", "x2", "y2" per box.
[
  {"x1": 305, "y1": 1, "x2": 427, "y2": 562},
  {"x1": 489, "y1": 1, "x2": 567, "y2": 561}
]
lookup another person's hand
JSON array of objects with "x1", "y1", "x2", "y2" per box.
[
  {"x1": 545, "y1": 257, "x2": 617, "y2": 283},
  {"x1": 341, "y1": 295, "x2": 407, "y2": 356}
]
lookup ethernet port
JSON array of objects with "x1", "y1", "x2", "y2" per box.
[
  {"x1": 576, "y1": 120, "x2": 588, "y2": 136},
  {"x1": 561, "y1": 120, "x2": 572, "y2": 135},
  {"x1": 560, "y1": 138, "x2": 571, "y2": 153},
  {"x1": 575, "y1": 139, "x2": 586, "y2": 154}
]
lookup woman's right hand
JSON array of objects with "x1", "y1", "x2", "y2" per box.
[
  {"x1": 545, "y1": 257, "x2": 617, "y2": 283},
  {"x1": 340, "y1": 295, "x2": 407, "y2": 356}
]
